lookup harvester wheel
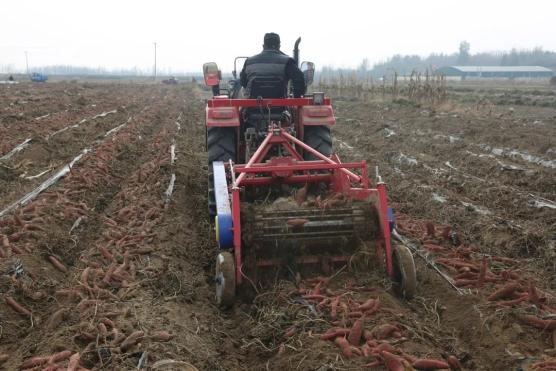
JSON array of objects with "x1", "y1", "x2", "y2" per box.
[
  {"x1": 303, "y1": 125, "x2": 332, "y2": 160},
  {"x1": 207, "y1": 127, "x2": 236, "y2": 218},
  {"x1": 215, "y1": 251, "x2": 236, "y2": 308},
  {"x1": 392, "y1": 244, "x2": 417, "y2": 299}
]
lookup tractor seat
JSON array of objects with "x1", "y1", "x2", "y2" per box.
[
  {"x1": 244, "y1": 76, "x2": 289, "y2": 125},
  {"x1": 248, "y1": 76, "x2": 287, "y2": 99}
]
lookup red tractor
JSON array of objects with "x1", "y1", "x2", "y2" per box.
[{"x1": 203, "y1": 39, "x2": 416, "y2": 307}]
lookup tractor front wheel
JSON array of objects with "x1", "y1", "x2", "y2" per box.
[
  {"x1": 392, "y1": 244, "x2": 417, "y2": 299},
  {"x1": 215, "y1": 251, "x2": 236, "y2": 308}
]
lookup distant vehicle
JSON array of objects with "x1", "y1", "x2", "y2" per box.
[
  {"x1": 162, "y1": 77, "x2": 178, "y2": 85},
  {"x1": 30, "y1": 72, "x2": 48, "y2": 82}
]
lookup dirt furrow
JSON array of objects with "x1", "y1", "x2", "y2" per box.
[{"x1": 0, "y1": 86, "x2": 186, "y2": 369}]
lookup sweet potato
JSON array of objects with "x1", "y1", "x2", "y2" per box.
[
  {"x1": 100, "y1": 317, "x2": 115, "y2": 328},
  {"x1": 442, "y1": 226, "x2": 451, "y2": 241},
  {"x1": 48, "y1": 350, "x2": 72, "y2": 363},
  {"x1": 316, "y1": 298, "x2": 331, "y2": 309},
  {"x1": 412, "y1": 358, "x2": 450, "y2": 369},
  {"x1": 76, "y1": 299, "x2": 101, "y2": 312},
  {"x1": 67, "y1": 352, "x2": 81, "y2": 371},
  {"x1": 80, "y1": 267, "x2": 91, "y2": 285},
  {"x1": 400, "y1": 351, "x2": 417, "y2": 364},
  {"x1": 366, "y1": 339, "x2": 378, "y2": 348},
  {"x1": 533, "y1": 363, "x2": 556, "y2": 371},
  {"x1": 477, "y1": 257, "x2": 487, "y2": 288},
  {"x1": 10, "y1": 244, "x2": 24, "y2": 255},
  {"x1": 373, "y1": 342, "x2": 396, "y2": 355},
  {"x1": 364, "y1": 360, "x2": 382, "y2": 368},
  {"x1": 371, "y1": 324, "x2": 399, "y2": 340},
  {"x1": 518, "y1": 315, "x2": 556, "y2": 330},
  {"x1": 7, "y1": 232, "x2": 22, "y2": 243},
  {"x1": 363, "y1": 329, "x2": 374, "y2": 341},
  {"x1": 302, "y1": 294, "x2": 326, "y2": 301},
  {"x1": 425, "y1": 221, "x2": 436, "y2": 237},
  {"x1": 347, "y1": 316, "x2": 364, "y2": 346},
  {"x1": 497, "y1": 293, "x2": 529, "y2": 307},
  {"x1": 311, "y1": 281, "x2": 323, "y2": 295},
  {"x1": 491, "y1": 256, "x2": 518, "y2": 265},
  {"x1": 98, "y1": 322, "x2": 108, "y2": 338},
  {"x1": 320, "y1": 328, "x2": 350, "y2": 341},
  {"x1": 423, "y1": 243, "x2": 445, "y2": 253},
  {"x1": 528, "y1": 281, "x2": 540, "y2": 305},
  {"x1": 446, "y1": 355, "x2": 463, "y2": 370},
  {"x1": 98, "y1": 245, "x2": 114, "y2": 260},
  {"x1": 381, "y1": 350, "x2": 404, "y2": 371},
  {"x1": 92, "y1": 285, "x2": 118, "y2": 299},
  {"x1": 102, "y1": 263, "x2": 117, "y2": 285},
  {"x1": 13, "y1": 213, "x2": 25, "y2": 227},
  {"x1": 5, "y1": 296, "x2": 31, "y2": 316},
  {"x1": 487, "y1": 282, "x2": 519, "y2": 301},
  {"x1": 454, "y1": 271, "x2": 476, "y2": 280},
  {"x1": 120, "y1": 330, "x2": 145, "y2": 351},
  {"x1": 361, "y1": 343, "x2": 372, "y2": 357},
  {"x1": 150, "y1": 330, "x2": 174, "y2": 342},
  {"x1": 352, "y1": 347, "x2": 363, "y2": 356},
  {"x1": 500, "y1": 270, "x2": 519, "y2": 280},
  {"x1": 45, "y1": 307, "x2": 68, "y2": 330},
  {"x1": 1, "y1": 235, "x2": 9, "y2": 248},
  {"x1": 284, "y1": 327, "x2": 296, "y2": 338},
  {"x1": 287, "y1": 218, "x2": 308, "y2": 227},
  {"x1": 23, "y1": 223, "x2": 45, "y2": 232},
  {"x1": 20, "y1": 356, "x2": 48, "y2": 369},
  {"x1": 48, "y1": 255, "x2": 67, "y2": 273},
  {"x1": 359, "y1": 298, "x2": 377, "y2": 311},
  {"x1": 55, "y1": 289, "x2": 82, "y2": 300},
  {"x1": 334, "y1": 336, "x2": 353, "y2": 358},
  {"x1": 110, "y1": 329, "x2": 127, "y2": 347}
]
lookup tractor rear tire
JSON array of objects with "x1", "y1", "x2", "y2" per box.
[
  {"x1": 303, "y1": 125, "x2": 332, "y2": 160},
  {"x1": 207, "y1": 127, "x2": 236, "y2": 218},
  {"x1": 392, "y1": 243, "x2": 417, "y2": 299}
]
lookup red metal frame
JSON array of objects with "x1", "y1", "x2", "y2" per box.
[
  {"x1": 207, "y1": 97, "x2": 331, "y2": 108},
  {"x1": 226, "y1": 125, "x2": 394, "y2": 284},
  {"x1": 205, "y1": 97, "x2": 336, "y2": 129}
]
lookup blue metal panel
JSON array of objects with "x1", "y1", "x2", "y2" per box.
[
  {"x1": 213, "y1": 161, "x2": 233, "y2": 249},
  {"x1": 387, "y1": 207, "x2": 396, "y2": 232}
]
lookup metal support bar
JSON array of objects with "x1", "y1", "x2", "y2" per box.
[
  {"x1": 377, "y1": 182, "x2": 393, "y2": 278},
  {"x1": 280, "y1": 129, "x2": 363, "y2": 183},
  {"x1": 234, "y1": 131, "x2": 274, "y2": 187},
  {"x1": 234, "y1": 161, "x2": 366, "y2": 173}
]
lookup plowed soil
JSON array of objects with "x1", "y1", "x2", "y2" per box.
[{"x1": 0, "y1": 82, "x2": 555, "y2": 371}]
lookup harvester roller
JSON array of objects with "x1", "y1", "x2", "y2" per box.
[{"x1": 245, "y1": 204, "x2": 379, "y2": 248}]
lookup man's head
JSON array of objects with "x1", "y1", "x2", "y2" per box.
[{"x1": 263, "y1": 33, "x2": 280, "y2": 50}]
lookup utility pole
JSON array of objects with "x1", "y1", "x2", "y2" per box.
[
  {"x1": 153, "y1": 42, "x2": 157, "y2": 81},
  {"x1": 25, "y1": 51, "x2": 29, "y2": 75}
]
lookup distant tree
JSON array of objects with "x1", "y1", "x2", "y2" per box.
[
  {"x1": 357, "y1": 58, "x2": 369, "y2": 79},
  {"x1": 457, "y1": 41, "x2": 471, "y2": 65}
]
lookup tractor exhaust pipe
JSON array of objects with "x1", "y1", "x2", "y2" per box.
[{"x1": 293, "y1": 37, "x2": 301, "y2": 67}]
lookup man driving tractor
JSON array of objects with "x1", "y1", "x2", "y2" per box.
[{"x1": 240, "y1": 33, "x2": 306, "y2": 99}]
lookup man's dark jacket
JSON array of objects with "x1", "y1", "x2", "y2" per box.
[{"x1": 240, "y1": 48, "x2": 305, "y2": 98}]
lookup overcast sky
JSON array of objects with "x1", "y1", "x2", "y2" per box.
[{"x1": 1, "y1": 0, "x2": 555, "y2": 73}]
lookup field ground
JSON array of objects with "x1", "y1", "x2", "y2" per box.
[{"x1": 0, "y1": 81, "x2": 555, "y2": 370}]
